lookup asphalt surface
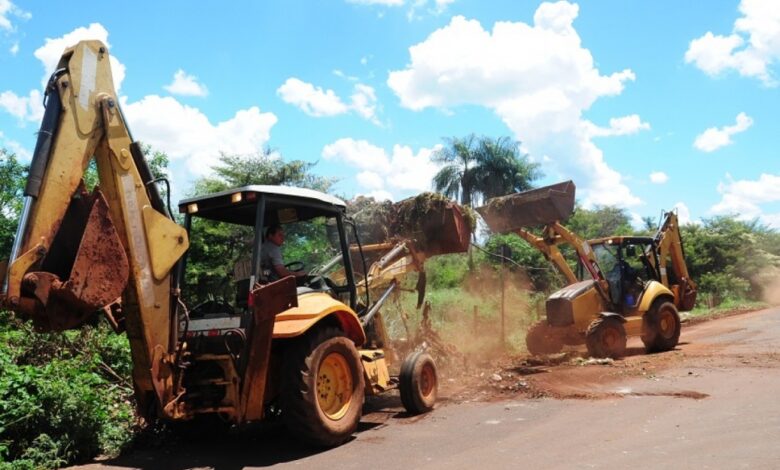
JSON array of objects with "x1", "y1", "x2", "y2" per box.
[{"x1": 76, "y1": 307, "x2": 780, "y2": 469}]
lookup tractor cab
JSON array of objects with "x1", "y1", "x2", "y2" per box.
[
  {"x1": 588, "y1": 236, "x2": 661, "y2": 314},
  {"x1": 176, "y1": 186, "x2": 365, "y2": 334}
]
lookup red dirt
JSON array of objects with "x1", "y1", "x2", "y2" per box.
[{"x1": 433, "y1": 308, "x2": 769, "y2": 404}]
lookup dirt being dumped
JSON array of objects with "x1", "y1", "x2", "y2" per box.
[{"x1": 349, "y1": 192, "x2": 473, "y2": 254}]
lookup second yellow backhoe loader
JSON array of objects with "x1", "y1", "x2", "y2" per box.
[
  {"x1": 477, "y1": 181, "x2": 697, "y2": 358},
  {"x1": 0, "y1": 40, "x2": 471, "y2": 446}
]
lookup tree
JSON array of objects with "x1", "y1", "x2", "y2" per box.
[
  {"x1": 473, "y1": 136, "x2": 542, "y2": 201},
  {"x1": 566, "y1": 205, "x2": 634, "y2": 240},
  {"x1": 432, "y1": 135, "x2": 541, "y2": 207},
  {"x1": 681, "y1": 216, "x2": 779, "y2": 303},
  {"x1": 0, "y1": 150, "x2": 28, "y2": 258},
  {"x1": 432, "y1": 135, "x2": 479, "y2": 206},
  {"x1": 192, "y1": 148, "x2": 334, "y2": 196}
]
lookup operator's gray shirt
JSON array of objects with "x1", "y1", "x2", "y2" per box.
[{"x1": 261, "y1": 241, "x2": 284, "y2": 279}]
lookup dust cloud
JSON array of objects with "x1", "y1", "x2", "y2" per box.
[{"x1": 758, "y1": 267, "x2": 780, "y2": 306}]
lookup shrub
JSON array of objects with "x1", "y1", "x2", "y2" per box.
[{"x1": 0, "y1": 312, "x2": 135, "y2": 469}]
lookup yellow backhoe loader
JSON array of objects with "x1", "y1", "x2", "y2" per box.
[
  {"x1": 477, "y1": 181, "x2": 697, "y2": 358},
  {"x1": 0, "y1": 41, "x2": 471, "y2": 446}
]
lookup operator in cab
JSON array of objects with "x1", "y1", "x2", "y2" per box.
[{"x1": 261, "y1": 225, "x2": 307, "y2": 282}]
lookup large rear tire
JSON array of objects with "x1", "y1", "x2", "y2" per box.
[
  {"x1": 399, "y1": 351, "x2": 437, "y2": 414},
  {"x1": 282, "y1": 327, "x2": 365, "y2": 447},
  {"x1": 525, "y1": 321, "x2": 564, "y2": 356},
  {"x1": 585, "y1": 316, "x2": 627, "y2": 359},
  {"x1": 641, "y1": 300, "x2": 681, "y2": 353}
]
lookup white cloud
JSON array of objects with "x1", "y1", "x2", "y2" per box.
[
  {"x1": 0, "y1": 130, "x2": 30, "y2": 160},
  {"x1": 356, "y1": 171, "x2": 385, "y2": 189},
  {"x1": 164, "y1": 69, "x2": 208, "y2": 97},
  {"x1": 322, "y1": 138, "x2": 390, "y2": 171},
  {"x1": 672, "y1": 202, "x2": 692, "y2": 225},
  {"x1": 34, "y1": 23, "x2": 125, "y2": 92},
  {"x1": 365, "y1": 189, "x2": 394, "y2": 201},
  {"x1": 1, "y1": 23, "x2": 123, "y2": 125},
  {"x1": 0, "y1": 0, "x2": 30, "y2": 31},
  {"x1": 277, "y1": 78, "x2": 349, "y2": 117},
  {"x1": 2, "y1": 23, "x2": 280, "y2": 187},
  {"x1": 0, "y1": 89, "x2": 43, "y2": 123},
  {"x1": 350, "y1": 84, "x2": 380, "y2": 124},
  {"x1": 693, "y1": 112, "x2": 753, "y2": 152},
  {"x1": 278, "y1": 78, "x2": 380, "y2": 124},
  {"x1": 9, "y1": 42, "x2": 19, "y2": 55},
  {"x1": 347, "y1": 0, "x2": 404, "y2": 5},
  {"x1": 587, "y1": 114, "x2": 650, "y2": 138},
  {"x1": 346, "y1": 0, "x2": 454, "y2": 20},
  {"x1": 122, "y1": 95, "x2": 277, "y2": 176},
  {"x1": 711, "y1": 173, "x2": 780, "y2": 228},
  {"x1": 407, "y1": 0, "x2": 456, "y2": 20},
  {"x1": 649, "y1": 171, "x2": 668, "y2": 184},
  {"x1": 387, "y1": 4, "x2": 641, "y2": 207},
  {"x1": 322, "y1": 138, "x2": 440, "y2": 199},
  {"x1": 685, "y1": 0, "x2": 780, "y2": 85},
  {"x1": 333, "y1": 69, "x2": 359, "y2": 82}
]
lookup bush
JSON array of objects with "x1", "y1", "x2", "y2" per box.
[
  {"x1": 0, "y1": 312, "x2": 136, "y2": 469},
  {"x1": 425, "y1": 253, "x2": 470, "y2": 289},
  {"x1": 698, "y1": 271, "x2": 751, "y2": 306}
]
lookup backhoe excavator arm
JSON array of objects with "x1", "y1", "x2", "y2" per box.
[
  {"x1": 653, "y1": 211, "x2": 697, "y2": 310},
  {"x1": 513, "y1": 223, "x2": 606, "y2": 285},
  {"x1": 1, "y1": 41, "x2": 189, "y2": 416}
]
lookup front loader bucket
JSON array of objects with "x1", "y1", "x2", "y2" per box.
[
  {"x1": 19, "y1": 187, "x2": 129, "y2": 331},
  {"x1": 389, "y1": 194, "x2": 472, "y2": 257},
  {"x1": 476, "y1": 180, "x2": 576, "y2": 233}
]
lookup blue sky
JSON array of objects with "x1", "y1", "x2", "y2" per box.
[{"x1": 0, "y1": 0, "x2": 778, "y2": 228}]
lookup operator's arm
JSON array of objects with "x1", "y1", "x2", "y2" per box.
[
  {"x1": 265, "y1": 243, "x2": 305, "y2": 279},
  {"x1": 273, "y1": 264, "x2": 306, "y2": 279}
]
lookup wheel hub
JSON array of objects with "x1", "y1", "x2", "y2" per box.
[
  {"x1": 659, "y1": 311, "x2": 675, "y2": 338},
  {"x1": 419, "y1": 363, "x2": 436, "y2": 397},
  {"x1": 316, "y1": 352, "x2": 353, "y2": 420}
]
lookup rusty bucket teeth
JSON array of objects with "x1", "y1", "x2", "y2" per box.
[
  {"x1": 476, "y1": 180, "x2": 576, "y2": 233},
  {"x1": 22, "y1": 189, "x2": 129, "y2": 331}
]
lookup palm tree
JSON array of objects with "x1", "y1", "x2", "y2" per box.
[
  {"x1": 431, "y1": 135, "x2": 479, "y2": 206},
  {"x1": 473, "y1": 136, "x2": 541, "y2": 203},
  {"x1": 432, "y1": 135, "x2": 541, "y2": 206}
]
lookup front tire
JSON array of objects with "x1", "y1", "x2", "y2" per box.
[
  {"x1": 399, "y1": 351, "x2": 437, "y2": 414},
  {"x1": 282, "y1": 327, "x2": 365, "y2": 447},
  {"x1": 585, "y1": 316, "x2": 627, "y2": 358},
  {"x1": 641, "y1": 300, "x2": 681, "y2": 353}
]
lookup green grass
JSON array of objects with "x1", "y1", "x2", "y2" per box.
[{"x1": 686, "y1": 298, "x2": 769, "y2": 320}]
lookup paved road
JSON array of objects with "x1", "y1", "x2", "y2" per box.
[{"x1": 79, "y1": 307, "x2": 780, "y2": 469}]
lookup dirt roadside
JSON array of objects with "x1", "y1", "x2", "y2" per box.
[{"x1": 432, "y1": 306, "x2": 769, "y2": 404}]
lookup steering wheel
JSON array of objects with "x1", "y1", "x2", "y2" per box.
[{"x1": 284, "y1": 261, "x2": 305, "y2": 272}]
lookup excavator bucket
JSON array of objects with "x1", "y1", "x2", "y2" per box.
[
  {"x1": 389, "y1": 194, "x2": 472, "y2": 257},
  {"x1": 476, "y1": 180, "x2": 576, "y2": 233},
  {"x1": 19, "y1": 187, "x2": 129, "y2": 331}
]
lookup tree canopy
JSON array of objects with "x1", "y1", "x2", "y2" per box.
[{"x1": 432, "y1": 134, "x2": 541, "y2": 207}]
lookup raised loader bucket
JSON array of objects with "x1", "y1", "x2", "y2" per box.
[
  {"x1": 388, "y1": 193, "x2": 472, "y2": 257},
  {"x1": 19, "y1": 187, "x2": 129, "y2": 331},
  {"x1": 476, "y1": 180, "x2": 576, "y2": 233}
]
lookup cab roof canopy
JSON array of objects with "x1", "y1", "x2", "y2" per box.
[{"x1": 178, "y1": 185, "x2": 347, "y2": 227}]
